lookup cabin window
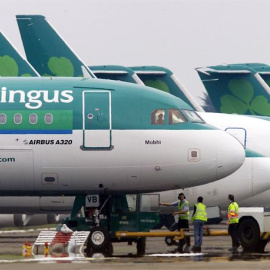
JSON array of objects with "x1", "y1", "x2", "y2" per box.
[
  {"x1": 151, "y1": 109, "x2": 165, "y2": 125},
  {"x1": 14, "y1": 113, "x2": 22, "y2": 124},
  {"x1": 29, "y1": 113, "x2": 38, "y2": 124},
  {"x1": 168, "y1": 109, "x2": 186, "y2": 125},
  {"x1": 0, "y1": 114, "x2": 6, "y2": 124},
  {"x1": 44, "y1": 113, "x2": 53, "y2": 124},
  {"x1": 182, "y1": 110, "x2": 205, "y2": 123}
]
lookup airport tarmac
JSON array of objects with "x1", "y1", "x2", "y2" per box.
[{"x1": 0, "y1": 222, "x2": 269, "y2": 269}]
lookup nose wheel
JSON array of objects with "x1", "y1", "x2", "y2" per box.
[{"x1": 86, "y1": 227, "x2": 112, "y2": 257}]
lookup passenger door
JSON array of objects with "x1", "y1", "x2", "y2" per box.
[{"x1": 82, "y1": 91, "x2": 112, "y2": 148}]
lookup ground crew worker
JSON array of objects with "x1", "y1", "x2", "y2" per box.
[
  {"x1": 191, "y1": 196, "x2": 207, "y2": 253},
  {"x1": 227, "y1": 194, "x2": 240, "y2": 252},
  {"x1": 160, "y1": 192, "x2": 191, "y2": 253}
]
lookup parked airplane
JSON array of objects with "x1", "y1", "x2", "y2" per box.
[
  {"x1": 0, "y1": 17, "x2": 245, "y2": 227},
  {"x1": 15, "y1": 15, "x2": 270, "y2": 212},
  {"x1": 196, "y1": 63, "x2": 270, "y2": 115},
  {"x1": 0, "y1": 31, "x2": 247, "y2": 227},
  {"x1": 0, "y1": 29, "x2": 247, "y2": 205}
]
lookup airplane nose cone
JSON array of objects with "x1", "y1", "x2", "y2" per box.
[{"x1": 216, "y1": 132, "x2": 245, "y2": 179}]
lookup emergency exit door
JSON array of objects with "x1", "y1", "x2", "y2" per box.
[{"x1": 83, "y1": 91, "x2": 112, "y2": 148}]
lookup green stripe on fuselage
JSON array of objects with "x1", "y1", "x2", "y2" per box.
[
  {"x1": 245, "y1": 148, "x2": 265, "y2": 158},
  {"x1": 0, "y1": 110, "x2": 72, "y2": 130}
]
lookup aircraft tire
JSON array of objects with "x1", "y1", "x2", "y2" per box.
[
  {"x1": 238, "y1": 218, "x2": 260, "y2": 252},
  {"x1": 88, "y1": 227, "x2": 109, "y2": 251},
  {"x1": 137, "y1": 237, "x2": 146, "y2": 256}
]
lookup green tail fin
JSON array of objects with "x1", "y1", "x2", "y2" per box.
[
  {"x1": 16, "y1": 15, "x2": 95, "y2": 78},
  {"x1": 0, "y1": 30, "x2": 38, "y2": 77},
  {"x1": 130, "y1": 66, "x2": 203, "y2": 111},
  {"x1": 196, "y1": 63, "x2": 270, "y2": 115}
]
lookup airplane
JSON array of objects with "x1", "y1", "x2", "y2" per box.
[
  {"x1": 0, "y1": 23, "x2": 247, "y2": 211},
  {"x1": 15, "y1": 15, "x2": 270, "y2": 212},
  {"x1": 0, "y1": 30, "x2": 245, "y2": 227},
  {"x1": 0, "y1": 24, "x2": 245, "y2": 228},
  {"x1": 196, "y1": 63, "x2": 270, "y2": 115},
  {"x1": 0, "y1": 71, "x2": 248, "y2": 251}
]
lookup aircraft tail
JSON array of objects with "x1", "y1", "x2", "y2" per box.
[
  {"x1": 130, "y1": 66, "x2": 203, "y2": 111},
  {"x1": 196, "y1": 63, "x2": 270, "y2": 115},
  {"x1": 16, "y1": 15, "x2": 95, "y2": 78},
  {"x1": 0, "y1": 30, "x2": 39, "y2": 77}
]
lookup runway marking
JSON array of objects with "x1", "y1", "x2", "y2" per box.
[
  {"x1": 147, "y1": 253, "x2": 204, "y2": 257},
  {"x1": 0, "y1": 256, "x2": 118, "y2": 264},
  {"x1": 0, "y1": 253, "x2": 204, "y2": 263}
]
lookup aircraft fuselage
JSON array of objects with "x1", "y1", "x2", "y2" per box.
[{"x1": 0, "y1": 77, "x2": 244, "y2": 195}]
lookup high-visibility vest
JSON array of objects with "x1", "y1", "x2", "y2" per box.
[
  {"x1": 228, "y1": 202, "x2": 239, "y2": 224},
  {"x1": 192, "y1": 203, "x2": 207, "y2": 221},
  {"x1": 177, "y1": 200, "x2": 189, "y2": 220}
]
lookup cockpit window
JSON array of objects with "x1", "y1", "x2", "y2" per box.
[
  {"x1": 181, "y1": 110, "x2": 205, "y2": 123},
  {"x1": 151, "y1": 109, "x2": 165, "y2": 125},
  {"x1": 168, "y1": 109, "x2": 187, "y2": 125}
]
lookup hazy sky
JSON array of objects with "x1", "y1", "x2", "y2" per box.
[{"x1": 0, "y1": 0, "x2": 269, "y2": 106}]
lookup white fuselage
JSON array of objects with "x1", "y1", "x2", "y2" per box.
[
  {"x1": 163, "y1": 112, "x2": 270, "y2": 209},
  {"x1": 0, "y1": 128, "x2": 244, "y2": 195}
]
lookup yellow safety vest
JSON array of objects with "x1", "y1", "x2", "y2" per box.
[
  {"x1": 177, "y1": 200, "x2": 189, "y2": 220},
  {"x1": 192, "y1": 203, "x2": 207, "y2": 221},
  {"x1": 228, "y1": 202, "x2": 239, "y2": 224}
]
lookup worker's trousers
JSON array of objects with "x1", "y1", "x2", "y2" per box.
[
  {"x1": 228, "y1": 223, "x2": 240, "y2": 247},
  {"x1": 193, "y1": 219, "x2": 204, "y2": 247},
  {"x1": 178, "y1": 219, "x2": 190, "y2": 251}
]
